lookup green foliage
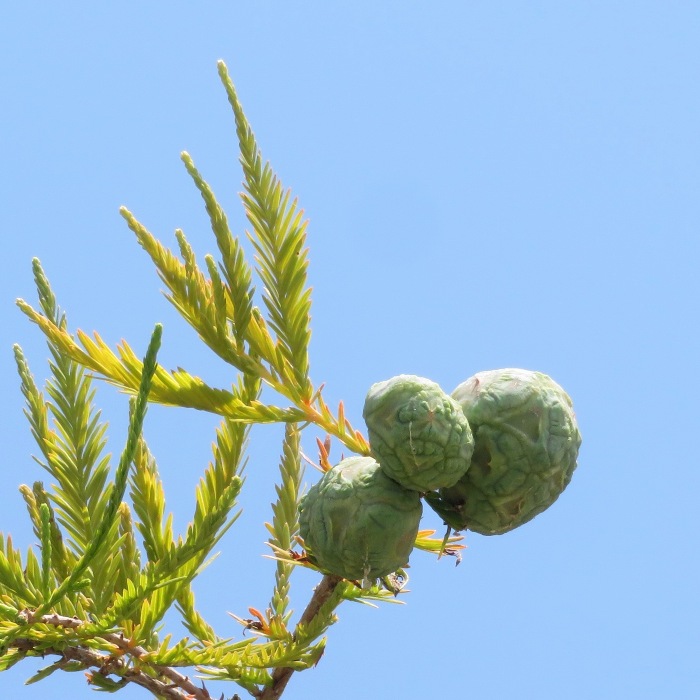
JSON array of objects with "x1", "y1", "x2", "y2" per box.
[{"x1": 4, "y1": 61, "x2": 460, "y2": 699}]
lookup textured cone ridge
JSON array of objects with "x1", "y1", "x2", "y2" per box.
[
  {"x1": 299, "y1": 456, "x2": 422, "y2": 580},
  {"x1": 425, "y1": 368, "x2": 581, "y2": 535},
  {"x1": 363, "y1": 375, "x2": 474, "y2": 492}
]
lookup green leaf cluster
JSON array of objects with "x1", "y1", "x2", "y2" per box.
[{"x1": 3, "y1": 61, "x2": 461, "y2": 700}]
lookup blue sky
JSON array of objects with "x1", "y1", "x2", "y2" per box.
[{"x1": 2, "y1": 2, "x2": 699, "y2": 698}]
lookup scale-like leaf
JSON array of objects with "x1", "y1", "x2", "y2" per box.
[
  {"x1": 181, "y1": 151, "x2": 256, "y2": 342},
  {"x1": 219, "y1": 61, "x2": 313, "y2": 401},
  {"x1": 17, "y1": 301, "x2": 308, "y2": 422},
  {"x1": 130, "y1": 436, "x2": 172, "y2": 563},
  {"x1": 37, "y1": 323, "x2": 161, "y2": 614},
  {"x1": 0, "y1": 536, "x2": 38, "y2": 606},
  {"x1": 115, "y1": 503, "x2": 141, "y2": 596},
  {"x1": 267, "y1": 425, "x2": 303, "y2": 631},
  {"x1": 122, "y1": 208, "x2": 250, "y2": 370}
]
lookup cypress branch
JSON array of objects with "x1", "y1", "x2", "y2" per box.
[
  {"x1": 37, "y1": 323, "x2": 162, "y2": 614},
  {"x1": 267, "y1": 425, "x2": 303, "y2": 628},
  {"x1": 4, "y1": 61, "x2": 430, "y2": 700},
  {"x1": 38, "y1": 505, "x2": 52, "y2": 599},
  {"x1": 218, "y1": 60, "x2": 313, "y2": 401},
  {"x1": 181, "y1": 150, "x2": 255, "y2": 342}
]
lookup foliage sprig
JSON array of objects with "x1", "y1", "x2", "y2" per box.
[{"x1": 2, "y1": 61, "x2": 463, "y2": 699}]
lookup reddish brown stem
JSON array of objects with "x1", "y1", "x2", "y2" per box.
[
  {"x1": 11, "y1": 611, "x2": 212, "y2": 699},
  {"x1": 259, "y1": 574, "x2": 343, "y2": 700}
]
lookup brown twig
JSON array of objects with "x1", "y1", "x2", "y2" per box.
[
  {"x1": 258, "y1": 574, "x2": 343, "y2": 700},
  {"x1": 10, "y1": 611, "x2": 213, "y2": 700}
]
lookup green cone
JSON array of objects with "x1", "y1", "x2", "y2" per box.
[
  {"x1": 299, "y1": 456, "x2": 422, "y2": 580},
  {"x1": 425, "y1": 368, "x2": 581, "y2": 535},
  {"x1": 363, "y1": 375, "x2": 474, "y2": 492}
]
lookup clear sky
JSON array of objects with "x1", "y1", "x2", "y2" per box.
[{"x1": 2, "y1": 2, "x2": 699, "y2": 699}]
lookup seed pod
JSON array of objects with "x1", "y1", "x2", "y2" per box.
[
  {"x1": 299, "y1": 456, "x2": 422, "y2": 580},
  {"x1": 363, "y1": 375, "x2": 474, "y2": 492},
  {"x1": 425, "y1": 368, "x2": 581, "y2": 535}
]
